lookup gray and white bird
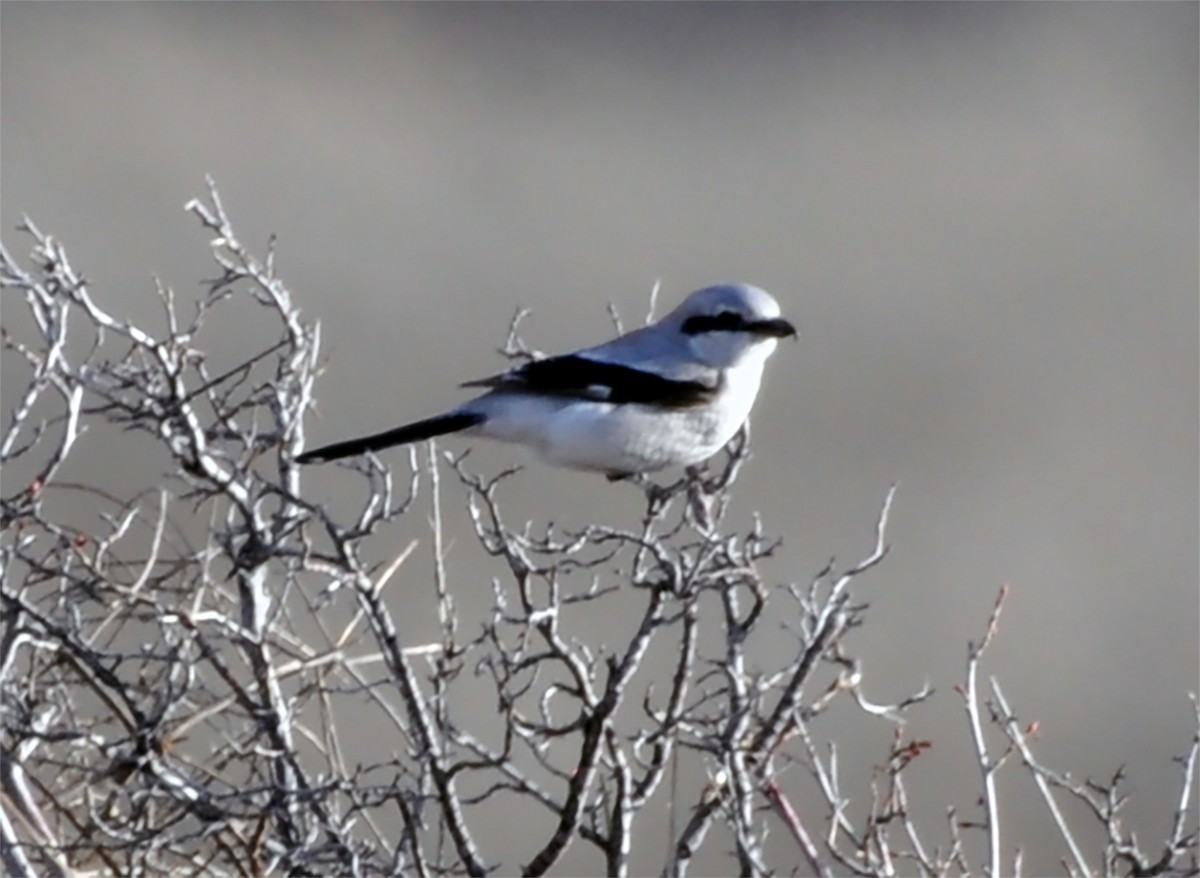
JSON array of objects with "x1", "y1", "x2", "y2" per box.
[{"x1": 297, "y1": 284, "x2": 796, "y2": 479}]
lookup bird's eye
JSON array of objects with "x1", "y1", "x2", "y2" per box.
[{"x1": 682, "y1": 311, "x2": 746, "y2": 335}]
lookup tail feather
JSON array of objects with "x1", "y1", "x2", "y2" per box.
[{"x1": 297, "y1": 412, "x2": 484, "y2": 464}]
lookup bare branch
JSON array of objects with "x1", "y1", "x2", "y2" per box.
[{"x1": 2, "y1": 186, "x2": 1192, "y2": 877}]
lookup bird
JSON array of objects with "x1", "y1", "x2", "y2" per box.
[{"x1": 296, "y1": 283, "x2": 796, "y2": 479}]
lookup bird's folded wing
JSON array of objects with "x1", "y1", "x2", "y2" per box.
[{"x1": 461, "y1": 354, "x2": 719, "y2": 409}]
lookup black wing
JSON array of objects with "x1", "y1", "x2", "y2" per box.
[{"x1": 463, "y1": 354, "x2": 717, "y2": 409}]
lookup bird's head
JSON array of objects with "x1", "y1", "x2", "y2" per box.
[{"x1": 666, "y1": 284, "x2": 797, "y2": 368}]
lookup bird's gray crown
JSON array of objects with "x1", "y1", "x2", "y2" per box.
[{"x1": 669, "y1": 284, "x2": 796, "y2": 340}]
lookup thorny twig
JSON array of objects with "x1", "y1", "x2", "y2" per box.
[{"x1": 2, "y1": 183, "x2": 1195, "y2": 877}]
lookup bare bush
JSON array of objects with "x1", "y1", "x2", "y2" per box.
[{"x1": 2, "y1": 182, "x2": 1196, "y2": 877}]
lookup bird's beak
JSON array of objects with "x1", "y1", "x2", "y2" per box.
[{"x1": 750, "y1": 317, "x2": 798, "y2": 339}]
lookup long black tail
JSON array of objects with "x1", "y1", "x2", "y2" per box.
[{"x1": 296, "y1": 411, "x2": 485, "y2": 464}]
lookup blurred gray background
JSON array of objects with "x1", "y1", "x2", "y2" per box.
[{"x1": 3, "y1": 3, "x2": 1196, "y2": 874}]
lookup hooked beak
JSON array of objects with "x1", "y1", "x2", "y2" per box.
[{"x1": 749, "y1": 317, "x2": 798, "y2": 339}]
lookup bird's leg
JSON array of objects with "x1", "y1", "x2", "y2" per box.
[
  {"x1": 683, "y1": 465, "x2": 718, "y2": 533},
  {"x1": 613, "y1": 471, "x2": 687, "y2": 514}
]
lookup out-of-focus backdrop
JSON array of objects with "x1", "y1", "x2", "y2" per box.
[{"x1": 3, "y1": 4, "x2": 1196, "y2": 874}]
